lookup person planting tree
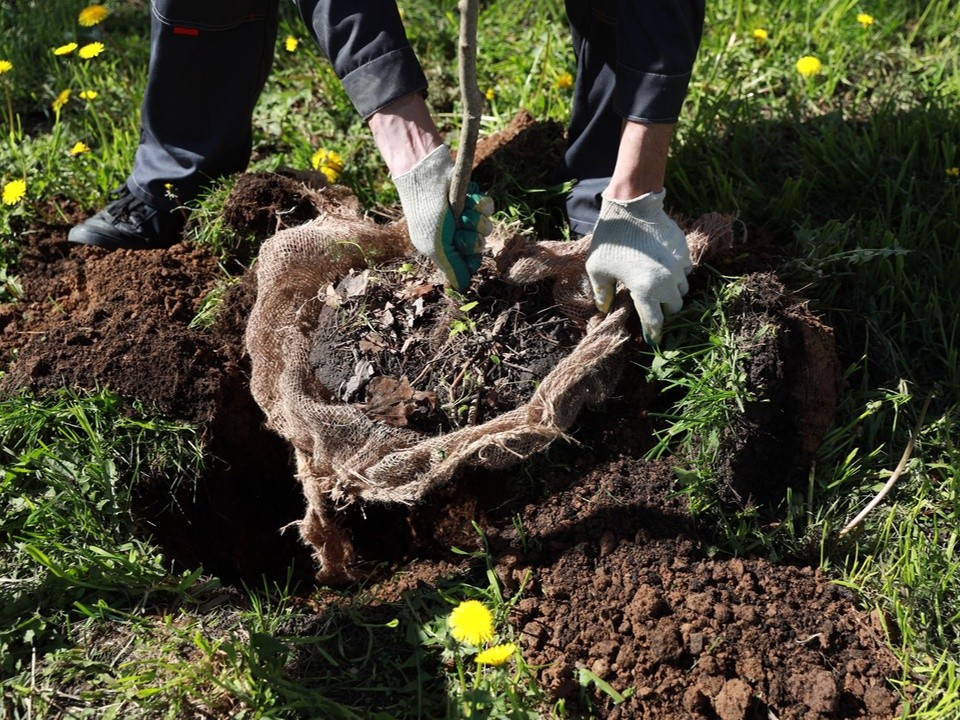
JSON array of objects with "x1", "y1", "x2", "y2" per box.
[{"x1": 68, "y1": 0, "x2": 704, "y2": 345}]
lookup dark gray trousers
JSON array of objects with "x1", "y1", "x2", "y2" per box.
[
  {"x1": 561, "y1": 0, "x2": 705, "y2": 234},
  {"x1": 129, "y1": 0, "x2": 703, "y2": 233},
  {"x1": 129, "y1": 0, "x2": 425, "y2": 211}
]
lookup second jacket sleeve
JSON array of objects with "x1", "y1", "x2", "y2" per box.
[{"x1": 297, "y1": 0, "x2": 429, "y2": 119}]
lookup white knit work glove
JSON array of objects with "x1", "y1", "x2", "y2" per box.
[
  {"x1": 585, "y1": 189, "x2": 692, "y2": 345},
  {"x1": 393, "y1": 145, "x2": 495, "y2": 290}
]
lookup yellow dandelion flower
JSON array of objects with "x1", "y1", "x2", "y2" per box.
[
  {"x1": 311, "y1": 148, "x2": 344, "y2": 182},
  {"x1": 448, "y1": 600, "x2": 495, "y2": 646},
  {"x1": 79, "y1": 89, "x2": 98, "y2": 100},
  {"x1": 78, "y1": 42, "x2": 105, "y2": 60},
  {"x1": 285, "y1": 36, "x2": 298, "y2": 52},
  {"x1": 752, "y1": 28, "x2": 768, "y2": 41},
  {"x1": 318, "y1": 166, "x2": 339, "y2": 183},
  {"x1": 0, "y1": 59, "x2": 11, "y2": 74},
  {"x1": 54, "y1": 43, "x2": 78, "y2": 56},
  {"x1": 946, "y1": 167, "x2": 959, "y2": 178},
  {"x1": 485, "y1": 87, "x2": 496, "y2": 101},
  {"x1": 2, "y1": 179, "x2": 26, "y2": 206},
  {"x1": 78, "y1": 4, "x2": 109, "y2": 27},
  {"x1": 311, "y1": 148, "x2": 343, "y2": 172},
  {"x1": 52, "y1": 88, "x2": 72, "y2": 112},
  {"x1": 475, "y1": 643, "x2": 517, "y2": 666},
  {"x1": 69, "y1": 141, "x2": 91, "y2": 156},
  {"x1": 856, "y1": 13, "x2": 875, "y2": 27},
  {"x1": 795, "y1": 55, "x2": 822, "y2": 78},
  {"x1": 555, "y1": 71, "x2": 574, "y2": 90}
]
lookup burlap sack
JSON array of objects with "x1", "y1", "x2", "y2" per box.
[{"x1": 245, "y1": 204, "x2": 734, "y2": 581}]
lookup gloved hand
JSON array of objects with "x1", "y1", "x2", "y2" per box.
[
  {"x1": 393, "y1": 145, "x2": 495, "y2": 290},
  {"x1": 585, "y1": 189, "x2": 692, "y2": 345}
]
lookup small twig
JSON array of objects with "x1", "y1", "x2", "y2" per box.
[
  {"x1": 839, "y1": 393, "x2": 932, "y2": 537},
  {"x1": 447, "y1": 358, "x2": 475, "y2": 405},
  {"x1": 468, "y1": 391, "x2": 482, "y2": 425},
  {"x1": 499, "y1": 359, "x2": 536, "y2": 374},
  {"x1": 448, "y1": 0, "x2": 482, "y2": 217},
  {"x1": 527, "y1": 316, "x2": 567, "y2": 331}
]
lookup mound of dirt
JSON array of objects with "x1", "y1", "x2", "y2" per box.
[
  {"x1": 487, "y1": 459, "x2": 900, "y2": 719},
  {"x1": 0, "y1": 114, "x2": 898, "y2": 718},
  {"x1": 715, "y1": 273, "x2": 840, "y2": 506},
  {"x1": 218, "y1": 170, "x2": 363, "y2": 242},
  {"x1": 0, "y1": 220, "x2": 313, "y2": 582}
]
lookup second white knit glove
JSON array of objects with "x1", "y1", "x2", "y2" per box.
[{"x1": 585, "y1": 189, "x2": 692, "y2": 345}]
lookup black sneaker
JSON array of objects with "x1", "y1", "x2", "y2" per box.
[{"x1": 68, "y1": 186, "x2": 186, "y2": 250}]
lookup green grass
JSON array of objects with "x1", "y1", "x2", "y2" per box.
[{"x1": 2, "y1": 0, "x2": 960, "y2": 716}]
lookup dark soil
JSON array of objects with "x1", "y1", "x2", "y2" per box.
[
  {"x1": 308, "y1": 257, "x2": 578, "y2": 431},
  {"x1": 0, "y1": 115, "x2": 901, "y2": 718}
]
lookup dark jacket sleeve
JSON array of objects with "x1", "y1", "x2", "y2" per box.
[
  {"x1": 615, "y1": 0, "x2": 705, "y2": 122},
  {"x1": 297, "y1": 0, "x2": 428, "y2": 119}
]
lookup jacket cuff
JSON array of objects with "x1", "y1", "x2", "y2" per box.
[
  {"x1": 340, "y1": 46, "x2": 428, "y2": 120},
  {"x1": 615, "y1": 65, "x2": 693, "y2": 124}
]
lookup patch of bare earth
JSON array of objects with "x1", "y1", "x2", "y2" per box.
[{"x1": 0, "y1": 115, "x2": 900, "y2": 718}]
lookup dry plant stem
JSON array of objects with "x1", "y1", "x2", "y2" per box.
[
  {"x1": 839, "y1": 393, "x2": 932, "y2": 537},
  {"x1": 449, "y1": 0, "x2": 482, "y2": 217}
]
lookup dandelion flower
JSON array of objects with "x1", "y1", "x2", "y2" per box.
[
  {"x1": 79, "y1": 89, "x2": 98, "y2": 100},
  {"x1": 947, "y1": 167, "x2": 959, "y2": 178},
  {"x1": 54, "y1": 43, "x2": 78, "y2": 56},
  {"x1": 475, "y1": 643, "x2": 517, "y2": 666},
  {"x1": 0, "y1": 59, "x2": 11, "y2": 74},
  {"x1": 485, "y1": 87, "x2": 496, "y2": 101},
  {"x1": 448, "y1": 600, "x2": 495, "y2": 646},
  {"x1": 795, "y1": 55, "x2": 822, "y2": 78},
  {"x1": 856, "y1": 13, "x2": 875, "y2": 27},
  {"x1": 52, "y1": 88, "x2": 72, "y2": 112},
  {"x1": 78, "y1": 4, "x2": 109, "y2": 27},
  {"x1": 555, "y1": 71, "x2": 574, "y2": 90},
  {"x1": 752, "y1": 28, "x2": 769, "y2": 41},
  {"x1": 285, "y1": 36, "x2": 298, "y2": 52},
  {"x1": 78, "y1": 42, "x2": 105, "y2": 60},
  {"x1": 311, "y1": 148, "x2": 344, "y2": 183},
  {"x1": 310, "y1": 148, "x2": 343, "y2": 172},
  {"x1": 69, "y1": 141, "x2": 91, "y2": 156},
  {"x1": 2, "y1": 179, "x2": 26, "y2": 206}
]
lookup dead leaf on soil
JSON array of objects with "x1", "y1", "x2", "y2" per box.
[
  {"x1": 362, "y1": 375, "x2": 437, "y2": 427},
  {"x1": 343, "y1": 358, "x2": 374, "y2": 400}
]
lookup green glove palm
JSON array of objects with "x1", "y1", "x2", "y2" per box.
[{"x1": 393, "y1": 146, "x2": 494, "y2": 290}]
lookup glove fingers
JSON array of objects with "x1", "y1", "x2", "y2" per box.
[
  {"x1": 460, "y1": 208, "x2": 493, "y2": 236},
  {"x1": 588, "y1": 271, "x2": 616, "y2": 314},
  {"x1": 453, "y1": 228, "x2": 484, "y2": 256},
  {"x1": 465, "y1": 252, "x2": 483, "y2": 274},
  {"x1": 436, "y1": 250, "x2": 472, "y2": 291},
  {"x1": 661, "y1": 286, "x2": 685, "y2": 317},
  {"x1": 632, "y1": 293, "x2": 665, "y2": 346},
  {"x1": 465, "y1": 191, "x2": 495, "y2": 218}
]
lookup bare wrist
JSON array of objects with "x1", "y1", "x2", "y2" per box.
[
  {"x1": 368, "y1": 94, "x2": 444, "y2": 176},
  {"x1": 604, "y1": 121, "x2": 675, "y2": 201}
]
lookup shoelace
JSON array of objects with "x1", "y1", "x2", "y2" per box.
[{"x1": 106, "y1": 188, "x2": 151, "y2": 224}]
